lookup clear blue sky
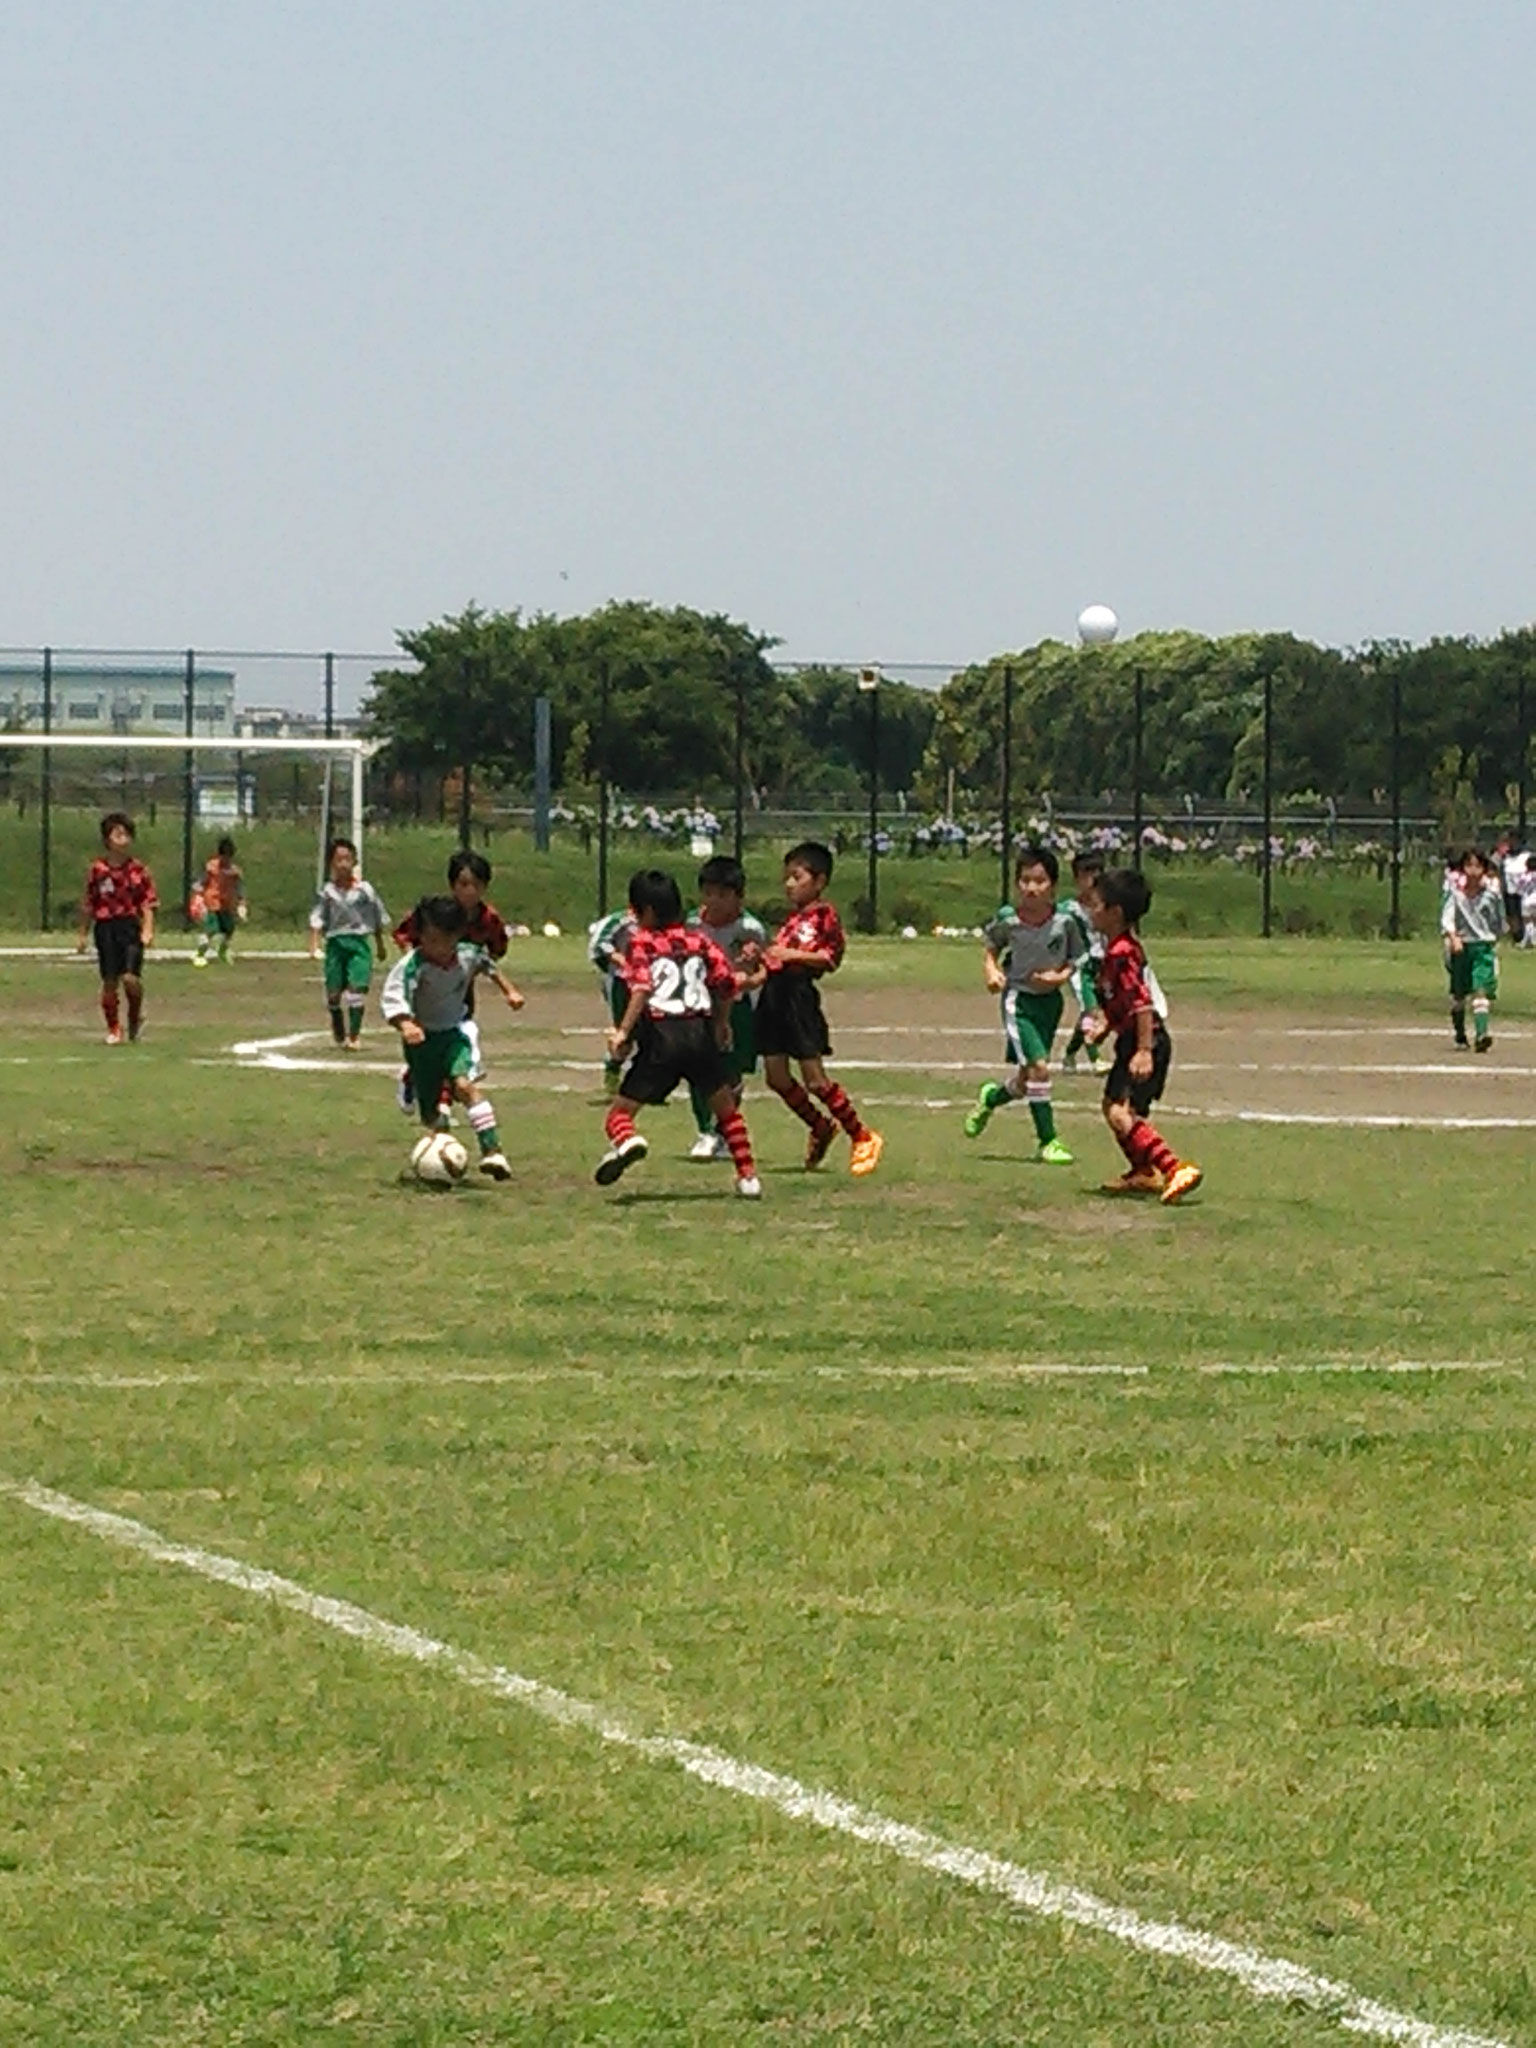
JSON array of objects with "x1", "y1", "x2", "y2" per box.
[{"x1": 3, "y1": 0, "x2": 1533, "y2": 670}]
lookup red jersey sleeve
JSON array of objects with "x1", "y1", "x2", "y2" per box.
[
  {"x1": 772, "y1": 900, "x2": 845, "y2": 974},
  {"x1": 1097, "y1": 934, "x2": 1153, "y2": 1033},
  {"x1": 393, "y1": 908, "x2": 421, "y2": 950},
  {"x1": 470, "y1": 904, "x2": 509, "y2": 958}
]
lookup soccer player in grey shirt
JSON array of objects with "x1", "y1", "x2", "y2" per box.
[{"x1": 963, "y1": 844, "x2": 1084, "y2": 1162}]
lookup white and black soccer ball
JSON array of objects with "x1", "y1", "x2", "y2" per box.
[{"x1": 410, "y1": 1131, "x2": 469, "y2": 1186}]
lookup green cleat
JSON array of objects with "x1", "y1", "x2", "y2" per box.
[
  {"x1": 1037, "y1": 1136, "x2": 1074, "y2": 1165},
  {"x1": 963, "y1": 1085, "x2": 997, "y2": 1138}
]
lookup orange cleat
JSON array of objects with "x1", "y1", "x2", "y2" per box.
[
  {"x1": 1160, "y1": 1161, "x2": 1204, "y2": 1205},
  {"x1": 805, "y1": 1120, "x2": 837, "y2": 1170},
  {"x1": 1101, "y1": 1168, "x2": 1163, "y2": 1195},
  {"x1": 849, "y1": 1129, "x2": 884, "y2": 1178}
]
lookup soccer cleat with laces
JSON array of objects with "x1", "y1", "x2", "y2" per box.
[
  {"x1": 1160, "y1": 1161, "x2": 1203, "y2": 1205},
  {"x1": 849, "y1": 1129, "x2": 884, "y2": 1177},
  {"x1": 104, "y1": 1026, "x2": 124, "y2": 1045},
  {"x1": 1036, "y1": 1136, "x2": 1074, "y2": 1165},
  {"x1": 594, "y1": 1133, "x2": 648, "y2": 1185},
  {"x1": 191, "y1": 952, "x2": 209, "y2": 969},
  {"x1": 805, "y1": 1120, "x2": 837, "y2": 1170},
  {"x1": 963, "y1": 1084, "x2": 1001, "y2": 1138},
  {"x1": 1102, "y1": 1168, "x2": 1162, "y2": 1195},
  {"x1": 1474, "y1": 1037, "x2": 1492, "y2": 1054},
  {"x1": 688, "y1": 1132, "x2": 723, "y2": 1161},
  {"x1": 734, "y1": 1175, "x2": 762, "y2": 1199},
  {"x1": 478, "y1": 1150, "x2": 513, "y2": 1181}
]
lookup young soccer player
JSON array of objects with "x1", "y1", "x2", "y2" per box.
[
  {"x1": 587, "y1": 906, "x2": 637, "y2": 1097},
  {"x1": 686, "y1": 854, "x2": 768, "y2": 1161},
  {"x1": 1518, "y1": 854, "x2": 1536, "y2": 949},
  {"x1": 1443, "y1": 847, "x2": 1503, "y2": 1052},
  {"x1": 596, "y1": 868, "x2": 762, "y2": 1198},
  {"x1": 1079, "y1": 866, "x2": 1202, "y2": 1205},
  {"x1": 963, "y1": 844, "x2": 1082, "y2": 1162},
  {"x1": 191, "y1": 837, "x2": 246, "y2": 966},
  {"x1": 393, "y1": 849, "x2": 511, "y2": 1114},
  {"x1": 756, "y1": 841, "x2": 882, "y2": 1175},
  {"x1": 1059, "y1": 850, "x2": 1105, "y2": 1072},
  {"x1": 307, "y1": 838, "x2": 389, "y2": 1050},
  {"x1": 76, "y1": 812, "x2": 157, "y2": 1043},
  {"x1": 381, "y1": 895, "x2": 521, "y2": 1179}
]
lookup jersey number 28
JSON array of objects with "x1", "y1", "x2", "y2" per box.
[{"x1": 650, "y1": 954, "x2": 712, "y2": 1015}]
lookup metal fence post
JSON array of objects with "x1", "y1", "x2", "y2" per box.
[
  {"x1": 1261, "y1": 666, "x2": 1274, "y2": 937},
  {"x1": 533, "y1": 695, "x2": 552, "y2": 853},
  {"x1": 999, "y1": 662, "x2": 1014, "y2": 905},
  {"x1": 39, "y1": 647, "x2": 53, "y2": 930},
  {"x1": 181, "y1": 647, "x2": 196, "y2": 926},
  {"x1": 1389, "y1": 666, "x2": 1403, "y2": 940},
  {"x1": 324, "y1": 651, "x2": 335, "y2": 739}
]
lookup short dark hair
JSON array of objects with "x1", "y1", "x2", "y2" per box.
[
  {"x1": 784, "y1": 840, "x2": 833, "y2": 880},
  {"x1": 698, "y1": 854, "x2": 746, "y2": 895},
  {"x1": 216, "y1": 836, "x2": 236, "y2": 859},
  {"x1": 416, "y1": 893, "x2": 467, "y2": 937},
  {"x1": 628, "y1": 867, "x2": 684, "y2": 925},
  {"x1": 99, "y1": 811, "x2": 135, "y2": 842},
  {"x1": 1071, "y1": 850, "x2": 1105, "y2": 878},
  {"x1": 1015, "y1": 843, "x2": 1059, "y2": 885},
  {"x1": 326, "y1": 836, "x2": 358, "y2": 862},
  {"x1": 1094, "y1": 866, "x2": 1153, "y2": 925},
  {"x1": 1460, "y1": 847, "x2": 1490, "y2": 872},
  {"x1": 447, "y1": 848, "x2": 491, "y2": 887}
]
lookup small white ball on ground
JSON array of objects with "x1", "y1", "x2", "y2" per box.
[
  {"x1": 411, "y1": 1131, "x2": 469, "y2": 1185},
  {"x1": 901, "y1": 924, "x2": 918, "y2": 940},
  {"x1": 1077, "y1": 604, "x2": 1119, "y2": 646},
  {"x1": 542, "y1": 921, "x2": 562, "y2": 939}
]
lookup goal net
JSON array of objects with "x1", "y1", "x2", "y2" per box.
[{"x1": 0, "y1": 733, "x2": 374, "y2": 933}]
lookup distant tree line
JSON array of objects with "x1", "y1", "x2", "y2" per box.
[{"x1": 364, "y1": 604, "x2": 1536, "y2": 823}]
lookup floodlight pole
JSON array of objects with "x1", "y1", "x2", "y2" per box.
[
  {"x1": 181, "y1": 648, "x2": 196, "y2": 927},
  {"x1": 1132, "y1": 667, "x2": 1145, "y2": 873},
  {"x1": 999, "y1": 662, "x2": 1014, "y2": 906},
  {"x1": 39, "y1": 647, "x2": 53, "y2": 929},
  {"x1": 1261, "y1": 666, "x2": 1274, "y2": 938},
  {"x1": 596, "y1": 657, "x2": 611, "y2": 917},
  {"x1": 859, "y1": 667, "x2": 880, "y2": 931},
  {"x1": 1389, "y1": 665, "x2": 1403, "y2": 942},
  {"x1": 324, "y1": 651, "x2": 335, "y2": 739}
]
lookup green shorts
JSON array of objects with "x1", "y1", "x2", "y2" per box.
[
  {"x1": 1002, "y1": 987, "x2": 1064, "y2": 1066},
  {"x1": 203, "y1": 907, "x2": 238, "y2": 937},
  {"x1": 404, "y1": 1027, "x2": 476, "y2": 1122},
  {"x1": 324, "y1": 933, "x2": 375, "y2": 997},
  {"x1": 1448, "y1": 941, "x2": 1498, "y2": 1002}
]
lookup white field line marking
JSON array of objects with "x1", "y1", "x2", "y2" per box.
[
  {"x1": 0, "y1": 1476, "x2": 1510, "y2": 2048},
  {"x1": 2, "y1": 1360, "x2": 1518, "y2": 1394}
]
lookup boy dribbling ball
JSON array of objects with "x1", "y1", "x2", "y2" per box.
[
  {"x1": 308, "y1": 837, "x2": 389, "y2": 1050},
  {"x1": 76, "y1": 812, "x2": 157, "y2": 1043},
  {"x1": 381, "y1": 894, "x2": 523, "y2": 1181},
  {"x1": 1079, "y1": 866, "x2": 1202, "y2": 1205}
]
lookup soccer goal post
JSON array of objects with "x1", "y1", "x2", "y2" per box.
[{"x1": 0, "y1": 733, "x2": 376, "y2": 932}]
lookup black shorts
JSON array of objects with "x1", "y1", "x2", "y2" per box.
[
  {"x1": 622, "y1": 1017, "x2": 732, "y2": 1107},
  {"x1": 93, "y1": 917, "x2": 144, "y2": 981},
  {"x1": 1503, "y1": 891, "x2": 1523, "y2": 931},
  {"x1": 754, "y1": 972, "x2": 831, "y2": 1061},
  {"x1": 1102, "y1": 1021, "x2": 1172, "y2": 1118}
]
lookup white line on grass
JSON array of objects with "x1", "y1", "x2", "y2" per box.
[
  {"x1": 2, "y1": 1360, "x2": 1517, "y2": 1394},
  {"x1": 0, "y1": 1475, "x2": 1510, "y2": 2048}
]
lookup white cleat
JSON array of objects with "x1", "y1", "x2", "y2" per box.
[
  {"x1": 734, "y1": 1175, "x2": 762, "y2": 1200},
  {"x1": 477, "y1": 1150, "x2": 512, "y2": 1181},
  {"x1": 688, "y1": 1132, "x2": 721, "y2": 1161}
]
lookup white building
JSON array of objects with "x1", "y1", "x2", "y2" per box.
[{"x1": 0, "y1": 662, "x2": 236, "y2": 736}]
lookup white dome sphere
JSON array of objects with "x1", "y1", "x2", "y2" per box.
[{"x1": 1076, "y1": 604, "x2": 1119, "y2": 646}]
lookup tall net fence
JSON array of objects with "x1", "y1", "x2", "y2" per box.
[{"x1": 2, "y1": 642, "x2": 1531, "y2": 940}]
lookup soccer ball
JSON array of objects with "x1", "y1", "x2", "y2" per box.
[{"x1": 411, "y1": 1131, "x2": 469, "y2": 1186}]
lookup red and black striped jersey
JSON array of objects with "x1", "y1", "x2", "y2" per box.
[
  {"x1": 83, "y1": 857, "x2": 157, "y2": 923},
  {"x1": 1095, "y1": 932, "x2": 1155, "y2": 1034},
  {"x1": 622, "y1": 922, "x2": 735, "y2": 1021},
  {"x1": 393, "y1": 900, "x2": 509, "y2": 957},
  {"x1": 770, "y1": 899, "x2": 845, "y2": 977}
]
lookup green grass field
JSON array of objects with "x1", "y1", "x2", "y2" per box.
[{"x1": 1, "y1": 937, "x2": 1533, "y2": 2044}]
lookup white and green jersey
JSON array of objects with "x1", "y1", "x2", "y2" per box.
[
  {"x1": 689, "y1": 908, "x2": 767, "y2": 986},
  {"x1": 1442, "y1": 879, "x2": 1504, "y2": 946},
  {"x1": 381, "y1": 944, "x2": 495, "y2": 1034},
  {"x1": 587, "y1": 910, "x2": 635, "y2": 977},
  {"x1": 1059, "y1": 896, "x2": 1105, "y2": 964},
  {"x1": 310, "y1": 878, "x2": 388, "y2": 938},
  {"x1": 984, "y1": 905, "x2": 1084, "y2": 992}
]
